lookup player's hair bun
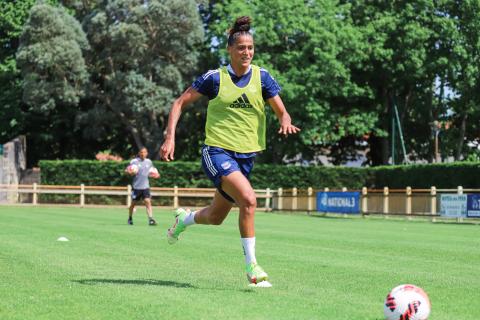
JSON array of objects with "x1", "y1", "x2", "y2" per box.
[
  {"x1": 227, "y1": 16, "x2": 252, "y2": 46},
  {"x1": 229, "y1": 16, "x2": 251, "y2": 36}
]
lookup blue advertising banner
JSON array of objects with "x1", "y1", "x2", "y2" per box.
[
  {"x1": 467, "y1": 194, "x2": 480, "y2": 218},
  {"x1": 316, "y1": 192, "x2": 360, "y2": 214}
]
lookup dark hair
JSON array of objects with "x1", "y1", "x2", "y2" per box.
[{"x1": 227, "y1": 16, "x2": 252, "y2": 46}]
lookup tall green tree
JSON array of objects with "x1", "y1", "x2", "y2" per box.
[
  {"x1": 348, "y1": 1, "x2": 441, "y2": 164},
  {"x1": 15, "y1": 1, "x2": 205, "y2": 162},
  {"x1": 441, "y1": 1, "x2": 480, "y2": 160},
  {"x1": 0, "y1": 0, "x2": 53, "y2": 142},
  {"x1": 76, "y1": 0, "x2": 204, "y2": 157},
  {"x1": 206, "y1": 0, "x2": 379, "y2": 164}
]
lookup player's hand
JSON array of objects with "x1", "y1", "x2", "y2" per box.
[
  {"x1": 278, "y1": 123, "x2": 301, "y2": 137},
  {"x1": 160, "y1": 138, "x2": 175, "y2": 161}
]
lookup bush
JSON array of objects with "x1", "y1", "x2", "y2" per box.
[{"x1": 39, "y1": 160, "x2": 480, "y2": 189}]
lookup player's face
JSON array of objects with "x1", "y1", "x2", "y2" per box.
[
  {"x1": 138, "y1": 149, "x2": 148, "y2": 160},
  {"x1": 228, "y1": 35, "x2": 254, "y2": 70}
]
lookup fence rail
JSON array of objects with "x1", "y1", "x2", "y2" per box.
[{"x1": 1, "y1": 184, "x2": 479, "y2": 219}]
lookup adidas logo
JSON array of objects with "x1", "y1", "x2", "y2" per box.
[{"x1": 229, "y1": 93, "x2": 253, "y2": 108}]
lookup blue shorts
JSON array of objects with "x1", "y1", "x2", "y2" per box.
[
  {"x1": 201, "y1": 145, "x2": 255, "y2": 202},
  {"x1": 131, "y1": 188, "x2": 151, "y2": 201}
]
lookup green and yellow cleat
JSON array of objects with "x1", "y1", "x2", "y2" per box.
[
  {"x1": 166, "y1": 208, "x2": 189, "y2": 244},
  {"x1": 246, "y1": 262, "x2": 269, "y2": 285}
]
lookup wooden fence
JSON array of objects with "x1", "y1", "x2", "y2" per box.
[{"x1": 0, "y1": 184, "x2": 478, "y2": 218}]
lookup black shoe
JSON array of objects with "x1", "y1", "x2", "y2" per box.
[
  {"x1": 128, "y1": 218, "x2": 133, "y2": 225},
  {"x1": 149, "y1": 218, "x2": 157, "y2": 226}
]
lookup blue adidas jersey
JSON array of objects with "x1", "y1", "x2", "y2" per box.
[{"x1": 192, "y1": 64, "x2": 281, "y2": 101}]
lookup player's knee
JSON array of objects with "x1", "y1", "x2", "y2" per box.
[{"x1": 239, "y1": 193, "x2": 257, "y2": 209}]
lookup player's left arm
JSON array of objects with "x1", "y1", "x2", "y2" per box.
[{"x1": 267, "y1": 95, "x2": 301, "y2": 137}]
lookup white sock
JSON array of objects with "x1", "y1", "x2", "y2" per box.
[
  {"x1": 241, "y1": 237, "x2": 256, "y2": 265},
  {"x1": 183, "y1": 211, "x2": 196, "y2": 226}
]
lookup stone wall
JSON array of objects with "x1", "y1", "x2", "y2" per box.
[{"x1": 0, "y1": 136, "x2": 27, "y2": 203}]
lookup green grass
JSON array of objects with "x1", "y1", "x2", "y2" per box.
[{"x1": 0, "y1": 206, "x2": 479, "y2": 320}]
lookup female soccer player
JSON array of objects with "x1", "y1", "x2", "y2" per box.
[
  {"x1": 160, "y1": 16, "x2": 300, "y2": 285},
  {"x1": 125, "y1": 147, "x2": 160, "y2": 226}
]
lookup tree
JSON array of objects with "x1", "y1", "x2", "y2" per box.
[
  {"x1": 0, "y1": 0, "x2": 54, "y2": 142},
  {"x1": 205, "y1": 0, "x2": 380, "y2": 164},
  {"x1": 77, "y1": 0, "x2": 205, "y2": 157},
  {"x1": 15, "y1": 1, "x2": 205, "y2": 162},
  {"x1": 17, "y1": 3, "x2": 89, "y2": 111},
  {"x1": 441, "y1": 1, "x2": 480, "y2": 160}
]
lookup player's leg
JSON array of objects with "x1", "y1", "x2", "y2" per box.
[
  {"x1": 167, "y1": 191, "x2": 233, "y2": 244},
  {"x1": 144, "y1": 197, "x2": 157, "y2": 226},
  {"x1": 128, "y1": 191, "x2": 138, "y2": 225},
  {"x1": 221, "y1": 172, "x2": 268, "y2": 284},
  {"x1": 194, "y1": 190, "x2": 233, "y2": 225}
]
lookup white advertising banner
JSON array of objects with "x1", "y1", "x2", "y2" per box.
[{"x1": 440, "y1": 194, "x2": 467, "y2": 217}]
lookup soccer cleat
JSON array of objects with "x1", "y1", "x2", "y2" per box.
[
  {"x1": 166, "y1": 208, "x2": 189, "y2": 244},
  {"x1": 127, "y1": 217, "x2": 133, "y2": 225},
  {"x1": 246, "y1": 263, "x2": 269, "y2": 284},
  {"x1": 149, "y1": 218, "x2": 157, "y2": 226}
]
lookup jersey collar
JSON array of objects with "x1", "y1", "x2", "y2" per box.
[{"x1": 227, "y1": 64, "x2": 252, "y2": 77}]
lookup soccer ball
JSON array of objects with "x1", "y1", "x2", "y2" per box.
[
  {"x1": 149, "y1": 167, "x2": 159, "y2": 178},
  {"x1": 127, "y1": 164, "x2": 139, "y2": 175},
  {"x1": 384, "y1": 284, "x2": 431, "y2": 320}
]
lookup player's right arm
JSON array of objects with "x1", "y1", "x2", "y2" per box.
[{"x1": 161, "y1": 87, "x2": 203, "y2": 161}]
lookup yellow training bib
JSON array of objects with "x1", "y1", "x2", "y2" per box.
[{"x1": 204, "y1": 65, "x2": 266, "y2": 153}]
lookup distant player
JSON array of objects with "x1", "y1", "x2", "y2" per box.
[
  {"x1": 125, "y1": 147, "x2": 160, "y2": 226},
  {"x1": 160, "y1": 16, "x2": 300, "y2": 285}
]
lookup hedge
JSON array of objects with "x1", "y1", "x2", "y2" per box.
[{"x1": 39, "y1": 160, "x2": 480, "y2": 189}]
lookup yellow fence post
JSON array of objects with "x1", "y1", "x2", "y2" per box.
[
  {"x1": 292, "y1": 187, "x2": 297, "y2": 211},
  {"x1": 33, "y1": 183, "x2": 38, "y2": 205},
  {"x1": 430, "y1": 186, "x2": 437, "y2": 222},
  {"x1": 127, "y1": 185, "x2": 132, "y2": 207},
  {"x1": 406, "y1": 186, "x2": 412, "y2": 218},
  {"x1": 80, "y1": 184, "x2": 85, "y2": 207},
  {"x1": 383, "y1": 187, "x2": 389, "y2": 215},
  {"x1": 173, "y1": 186, "x2": 179, "y2": 209},
  {"x1": 361, "y1": 187, "x2": 368, "y2": 215}
]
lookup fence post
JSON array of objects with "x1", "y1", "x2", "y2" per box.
[
  {"x1": 457, "y1": 186, "x2": 464, "y2": 222},
  {"x1": 277, "y1": 188, "x2": 283, "y2": 211},
  {"x1": 430, "y1": 186, "x2": 437, "y2": 222},
  {"x1": 80, "y1": 184, "x2": 85, "y2": 207},
  {"x1": 173, "y1": 186, "x2": 179, "y2": 209},
  {"x1": 361, "y1": 187, "x2": 368, "y2": 215},
  {"x1": 265, "y1": 188, "x2": 271, "y2": 211},
  {"x1": 406, "y1": 186, "x2": 412, "y2": 218},
  {"x1": 383, "y1": 187, "x2": 389, "y2": 214},
  {"x1": 307, "y1": 187, "x2": 313, "y2": 212},
  {"x1": 127, "y1": 185, "x2": 132, "y2": 207},
  {"x1": 33, "y1": 183, "x2": 38, "y2": 205},
  {"x1": 292, "y1": 187, "x2": 298, "y2": 211}
]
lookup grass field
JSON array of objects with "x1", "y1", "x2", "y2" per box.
[{"x1": 0, "y1": 206, "x2": 479, "y2": 320}]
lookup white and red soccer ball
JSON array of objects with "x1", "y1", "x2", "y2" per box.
[
  {"x1": 126, "y1": 164, "x2": 139, "y2": 175},
  {"x1": 148, "y1": 167, "x2": 159, "y2": 178},
  {"x1": 384, "y1": 284, "x2": 431, "y2": 320}
]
